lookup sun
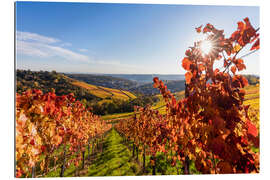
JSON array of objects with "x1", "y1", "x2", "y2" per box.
[{"x1": 200, "y1": 40, "x2": 212, "y2": 56}]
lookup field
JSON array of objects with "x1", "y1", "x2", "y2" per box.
[
  {"x1": 244, "y1": 85, "x2": 260, "y2": 129},
  {"x1": 71, "y1": 80, "x2": 136, "y2": 100},
  {"x1": 244, "y1": 84, "x2": 260, "y2": 108},
  {"x1": 102, "y1": 112, "x2": 135, "y2": 121}
]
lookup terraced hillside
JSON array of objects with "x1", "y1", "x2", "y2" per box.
[
  {"x1": 71, "y1": 80, "x2": 136, "y2": 100},
  {"x1": 244, "y1": 84, "x2": 260, "y2": 129}
]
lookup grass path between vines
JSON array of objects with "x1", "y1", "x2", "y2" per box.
[{"x1": 82, "y1": 128, "x2": 141, "y2": 176}]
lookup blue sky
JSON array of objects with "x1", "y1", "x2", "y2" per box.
[{"x1": 16, "y1": 2, "x2": 259, "y2": 74}]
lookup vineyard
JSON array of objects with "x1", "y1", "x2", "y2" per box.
[
  {"x1": 71, "y1": 80, "x2": 137, "y2": 100},
  {"x1": 16, "y1": 17, "x2": 260, "y2": 177}
]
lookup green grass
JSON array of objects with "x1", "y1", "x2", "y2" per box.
[
  {"x1": 84, "y1": 128, "x2": 140, "y2": 176},
  {"x1": 42, "y1": 129, "x2": 197, "y2": 177}
]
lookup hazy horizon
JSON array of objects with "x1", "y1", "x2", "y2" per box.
[{"x1": 16, "y1": 68, "x2": 260, "y2": 77}]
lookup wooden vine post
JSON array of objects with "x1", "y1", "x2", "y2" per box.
[
  {"x1": 82, "y1": 150, "x2": 85, "y2": 169},
  {"x1": 132, "y1": 142, "x2": 135, "y2": 157},
  {"x1": 143, "y1": 146, "x2": 146, "y2": 172},
  {"x1": 60, "y1": 144, "x2": 67, "y2": 177},
  {"x1": 184, "y1": 156, "x2": 190, "y2": 175},
  {"x1": 151, "y1": 155, "x2": 156, "y2": 175},
  {"x1": 92, "y1": 140, "x2": 95, "y2": 155},
  {"x1": 88, "y1": 139, "x2": 91, "y2": 161},
  {"x1": 136, "y1": 146, "x2": 139, "y2": 160},
  {"x1": 31, "y1": 166, "x2": 36, "y2": 178}
]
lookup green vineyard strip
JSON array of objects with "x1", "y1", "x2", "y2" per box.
[{"x1": 85, "y1": 128, "x2": 140, "y2": 176}]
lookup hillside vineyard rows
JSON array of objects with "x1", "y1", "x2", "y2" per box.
[{"x1": 16, "y1": 18, "x2": 260, "y2": 177}]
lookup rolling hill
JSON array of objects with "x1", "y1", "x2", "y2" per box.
[
  {"x1": 65, "y1": 73, "x2": 259, "y2": 96},
  {"x1": 70, "y1": 80, "x2": 136, "y2": 100},
  {"x1": 16, "y1": 70, "x2": 100, "y2": 102},
  {"x1": 16, "y1": 70, "x2": 137, "y2": 102},
  {"x1": 65, "y1": 73, "x2": 187, "y2": 95}
]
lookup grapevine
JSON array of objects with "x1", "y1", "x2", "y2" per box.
[
  {"x1": 16, "y1": 89, "x2": 111, "y2": 177},
  {"x1": 116, "y1": 17, "x2": 260, "y2": 174}
]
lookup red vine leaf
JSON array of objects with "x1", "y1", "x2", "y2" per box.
[
  {"x1": 231, "y1": 66, "x2": 237, "y2": 75},
  {"x1": 246, "y1": 120, "x2": 258, "y2": 137},
  {"x1": 235, "y1": 59, "x2": 246, "y2": 71},
  {"x1": 153, "y1": 77, "x2": 159, "y2": 83},
  {"x1": 185, "y1": 71, "x2": 193, "y2": 84},
  {"x1": 196, "y1": 25, "x2": 203, "y2": 33},
  {"x1": 237, "y1": 21, "x2": 245, "y2": 32},
  {"x1": 182, "y1": 57, "x2": 192, "y2": 70}
]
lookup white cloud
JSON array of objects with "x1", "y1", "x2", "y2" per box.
[
  {"x1": 16, "y1": 31, "x2": 91, "y2": 63},
  {"x1": 45, "y1": 44, "x2": 91, "y2": 63},
  {"x1": 16, "y1": 31, "x2": 60, "y2": 44},
  {"x1": 15, "y1": 31, "x2": 141, "y2": 71},
  {"x1": 79, "y1": 48, "x2": 88, "y2": 52},
  {"x1": 16, "y1": 40, "x2": 49, "y2": 57}
]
